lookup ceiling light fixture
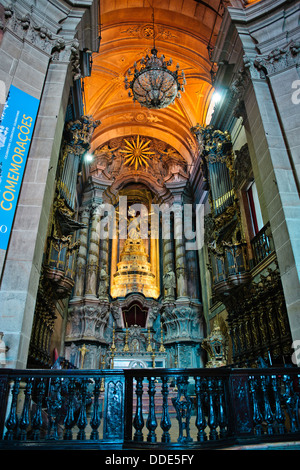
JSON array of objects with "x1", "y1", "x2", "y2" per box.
[{"x1": 124, "y1": 6, "x2": 186, "y2": 109}]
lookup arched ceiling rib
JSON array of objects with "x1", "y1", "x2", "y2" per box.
[{"x1": 83, "y1": 0, "x2": 227, "y2": 165}]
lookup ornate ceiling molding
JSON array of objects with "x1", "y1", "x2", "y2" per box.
[{"x1": 83, "y1": 1, "x2": 220, "y2": 163}]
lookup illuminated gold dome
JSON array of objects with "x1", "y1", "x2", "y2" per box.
[{"x1": 111, "y1": 237, "x2": 159, "y2": 299}]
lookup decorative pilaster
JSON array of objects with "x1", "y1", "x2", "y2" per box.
[
  {"x1": 73, "y1": 207, "x2": 90, "y2": 299},
  {"x1": 174, "y1": 204, "x2": 188, "y2": 299},
  {"x1": 162, "y1": 237, "x2": 176, "y2": 301},
  {"x1": 85, "y1": 204, "x2": 100, "y2": 299},
  {"x1": 98, "y1": 223, "x2": 110, "y2": 300}
]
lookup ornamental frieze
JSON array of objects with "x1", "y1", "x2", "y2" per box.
[{"x1": 121, "y1": 24, "x2": 177, "y2": 41}]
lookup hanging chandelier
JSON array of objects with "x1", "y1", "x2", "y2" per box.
[{"x1": 124, "y1": 8, "x2": 186, "y2": 109}]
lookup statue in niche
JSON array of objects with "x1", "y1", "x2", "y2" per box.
[
  {"x1": 176, "y1": 265, "x2": 187, "y2": 297},
  {"x1": 127, "y1": 207, "x2": 141, "y2": 240},
  {"x1": 131, "y1": 338, "x2": 140, "y2": 353},
  {"x1": 98, "y1": 267, "x2": 109, "y2": 299},
  {"x1": 163, "y1": 268, "x2": 176, "y2": 299}
]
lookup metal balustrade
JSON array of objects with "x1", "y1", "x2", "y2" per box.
[
  {"x1": 251, "y1": 222, "x2": 274, "y2": 266},
  {"x1": 0, "y1": 367, "x2": 300, "y2": 449}
]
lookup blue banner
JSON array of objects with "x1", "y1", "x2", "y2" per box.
[{"x1": 0, "y1": 85, "x2": 40, "y2": 250}]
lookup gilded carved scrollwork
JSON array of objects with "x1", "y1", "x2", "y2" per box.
[{"x1": 225, "y1": 267, "x2": 293, "y2": 366}]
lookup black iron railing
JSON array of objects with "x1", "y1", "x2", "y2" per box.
[
  {"x1": 0, "y1": 367, "x2": 300, "y2": 449},
  {"x1": 251, "y1": 222, "x2": 274, "y2": 266}
]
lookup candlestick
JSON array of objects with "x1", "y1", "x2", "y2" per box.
[
  {"x1": 159, "y1": 324, "x2": 165, "y2": 352},
  {"x1": 147, "y1": 327, "x2": 153, "y2": 353},
  {"x1": 152, "y1": 350, "x2": 156, "y2": 368}
]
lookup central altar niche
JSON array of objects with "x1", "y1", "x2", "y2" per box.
[
  {"x1": 110, "y1": 186, "x2": 160, "y2": 300},
  {"x1": 111, "y1": 234, "x2": 159, "y2": 299}
]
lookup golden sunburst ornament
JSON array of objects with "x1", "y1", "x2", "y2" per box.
[{"x1": 120, "y1": 135, "x2": 155, "y2": 170}]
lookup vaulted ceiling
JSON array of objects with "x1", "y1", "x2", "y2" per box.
[{"x1": 83, "y1": 0, "x2": 228, "y2": 165}]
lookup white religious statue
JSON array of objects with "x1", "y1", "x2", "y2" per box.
[
  {"x1": 163, "y1": 268, "x2": 176, "y2": 300},
  {"x1": 127, "y1": 208, "x2": 141, "y2": 240},
  {"x1": 98, "y1": 267, "x2": 109, "y2": 299}
]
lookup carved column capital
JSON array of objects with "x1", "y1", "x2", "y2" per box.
[
  {"x1": 254, "y1": 41, "x2": 300, "y2": 76},
  {"x1": 2, "y1": 5, "x2": 54, "y2": 54},
  {"x1": 161, "y1": 305, "x2": 201, "y2": 343},
  {"x1": 229, "y1": 56, "x2": 263, "y2": 121},
  {"x1": 64, "y1": 115, "x2": 100, "y2": 152}
]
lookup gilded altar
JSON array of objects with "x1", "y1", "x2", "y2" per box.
[{"x1": 63, "y1": 134, "x2": 204, "y2": 369}]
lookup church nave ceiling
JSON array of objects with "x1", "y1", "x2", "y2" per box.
[{"x1": 83, "y1": 0, "x2": 228, "y2": 165}]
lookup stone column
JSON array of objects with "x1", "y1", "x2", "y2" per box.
[
  {"x1": 184, "y1": 206, "x2": 200, "y2": 300},
  {"x1": 110, "y1": 226, "x2": 118, "y2": 298},
  {"x1": 150, "y1": 211, "x2": 160, "y2": 293},
  {"x1": 174, "y1": 204, "x2": 188, "y2": 299},
  {"x1": 162, "y1": 236, "x2": 176, "y2": 301},
  {"x1": 72, "y1": 207, "x2": 90, "y2": 299},
  {"x1": 98, "y1": 234, "x2": 109, "y2": 301},
  {"x1": 85, "y1": 204, "x2": 100, "y2": 299}
]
